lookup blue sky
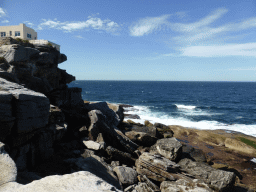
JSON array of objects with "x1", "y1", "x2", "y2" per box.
[{"x1": 0, "y1": 0, "x2": 256, "y2": 81}]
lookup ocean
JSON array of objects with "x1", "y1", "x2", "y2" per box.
[{"x1": 68, "y1": 81, "x2": 256, "y2": 137}]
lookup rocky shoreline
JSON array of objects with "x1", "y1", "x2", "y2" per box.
[{"x1": 0, "y1": 37, "x2": 255, "y2": 191}]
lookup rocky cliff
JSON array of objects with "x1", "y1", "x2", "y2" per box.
[{"x1": 0, "y1": 37, "x2": 254, "y2": 192}]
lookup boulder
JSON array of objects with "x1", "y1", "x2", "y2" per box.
[
  {"x1": 113, "y1": 166, "x2": 137, "y2": 185},
  {"x1": 0, "y1": 142, "x2": 17, "y2": 186},
  {"x1": 88, "y1": 110, "x2": 138, "y2": 153},
  {"x1": 160, "y1": 179, "x2": 213, "y2": 192},
  {"x1": 83, "y1": 140, "x2": 105, "y2": 151},
  {"x1": 178, "y1": 158, "x2": 236, "y2": 191},
  {"x1": 136, "y1": 152, "x2": 180, "y2": 182},
  {"x1": 125, "y1": 131, "x2": 158, "y2": 147},
  {"x1": 150, "y1": 138, "x2": 182, "y2": 161},
  {"x1": 0, "y1": 171, "x2": 122, "y2": 192},
  {"x1": 88, "y1": 102, "x2": 122, "y2": 127},
  {"x1": 107, "y1": 103, "x2": 124, "y2": 123}
]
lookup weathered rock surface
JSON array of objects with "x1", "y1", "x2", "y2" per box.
[
  {"x1": 0, "y1": 142, "x2": 17, "y2": 186},
  {"x1": 83, "y1": 140, "x2": 105, "y2": 150},
  {"x1": 178, "y1": 158, "x2": 236, "y2": 191},
  {"x1": 107, "y1": 103, "x2": 124, "y2": 124},
  {"x1": 136, "y1": 152, "x2": 180, "y2": 182},
  {"x1": 150, "y1": 137, "x2": 182, "y2": 161},
  {"x1": 106, "y1": 146, "x2": 136, "y2": 166},
  {"x1": 88, "y1": 102, "x2": 122, "y2": 127},
  {"x1": 88, "y1": 110, "x2": 138, "y2": 153},
  {"x1": 137, "y1": 175, "x2": 160, "y2": 191},
  {"x1": 160, "y1": 179, "x2": 213, "y2": 192},
  {"x1": 0, "y1": 44, "x2": 39, "y2": 64},
  {"x1": 0, "y1": 77, "x2": 50, "y2": 135},
  {"x1": 0, "y1": 171, "x2": 122, "y2": 192},
  {"x1": 182, "y1": 145, "x2": 207, "y2": 162},
  {"x1": 65, "y1": 157, "x2": 121, "y2": 190},
  {"x1": 113, "y1": 166, "x2": 138, "y2": 185},
  {"x1": 0, "y1": 91, "x2": 15, "y2": 141}
]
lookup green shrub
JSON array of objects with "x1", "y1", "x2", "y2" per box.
[
  {"x1": 239, "y1": 137, "x2": 256, "y2": 149},
  {"x1": 16, "y1": 38, "x2": 22, "y2": 42},
  {"x1": 23, "y1": 39, "x2": 29, "y2": 43},
  {"x1": 47, "y1": 42, "x2": 53, "y2": 47}
]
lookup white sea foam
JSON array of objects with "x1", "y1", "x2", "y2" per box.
[
  {"x1": 175, "y1": 104, "x2": 196, "y2": 110},
  {"x1": 124, "y1": 105, "x2": 256, "y2": 137},
  {"x1": 251, "y1": 158, "x2": 256, "y2": 164}
]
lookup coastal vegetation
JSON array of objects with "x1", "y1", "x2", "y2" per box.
[{"x1": 239, "y1": 137, "x2": 256, "y2": 149}]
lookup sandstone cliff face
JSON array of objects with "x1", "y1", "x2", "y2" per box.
[
  {"x1": 0, "y1": 38, "x2": 80, "y2": 172},
  {"x1": 0, "y1": 38, "x2": 243, "y2": 191}
]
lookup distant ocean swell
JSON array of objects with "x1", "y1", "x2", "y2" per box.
[
  {"x1": 69, "y1": 81, "x2": 256, "y2": 138},
  {"x1": 123, "y1": 104, "x2": 256, "y2": 137}
]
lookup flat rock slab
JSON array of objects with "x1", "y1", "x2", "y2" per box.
[
  {"x1": 0, "y1": 171, "x2": 122, "y2": 192},
  {"x1": 136, "y1": 152, "x2": 180, "y2": 182}
]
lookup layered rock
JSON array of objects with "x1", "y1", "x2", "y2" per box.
[{"x1": 178, "y1": 158, "x2": 236, "y2": 191}]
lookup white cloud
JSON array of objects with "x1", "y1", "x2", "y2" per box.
[
  {"x1": 37, "y1": 16, "x2": 119, "y2": 34},
  {"x1": 181, "y1": 43, "x2": 256, "y2": 57},
  {"x1": 0, "y1": 8, "x2": 6, "y2": 17},
  {"x1": 129, "y1": 14, "x2": 171, "y2": 36},
  {"x1": 171, "y1": 8, "x2": 228, "y2": 33},
  {"x1": 74, "y1": 35, "x2": 84, "y2": 39},
  {"x1": 1, "y1": 20, "x2": 9, "y2": 23}
]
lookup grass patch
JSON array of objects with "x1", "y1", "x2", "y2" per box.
[{"x1": 239, "y1": 137, "x2": 256, "y2": 149}]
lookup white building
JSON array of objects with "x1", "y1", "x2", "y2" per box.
[
  {"x1": 0, "y1": 23, "x2": 37, "y2": 40},
  {"x1": 0, "y1": 23, "x2": 60, "y2": 51}
]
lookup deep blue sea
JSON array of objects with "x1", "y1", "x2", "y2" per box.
[{"x1": 68, "y1": 81, "x2": 256, "y2": 137}]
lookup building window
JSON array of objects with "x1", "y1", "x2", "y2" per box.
[
  {"x1": 1, "y1": 32, "x2": 6, "y2": 37},
  {"x1": 9, "y1": 31, "x2": 12, "y2": 36},
  {"x1": 15, "y1": 31, "x2": 20, "y2": 36},
  {"x1": 27, "y1": 33, "x2": 31, "y2": 38}
]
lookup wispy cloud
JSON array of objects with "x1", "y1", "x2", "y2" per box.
[
  {"x1": 0, "y1": 8, "x2": 6, "y2": 17},
  {"x1": 24, "y1": 21, "x2": 34, "y2": 27},
  {"x1": 129, "y1": 14, "x2": 171, "y2": 36},
  {"x1": 74, "y1": 35, "x2": 85, "y2": 39},
  {"x1": 181, "y1": 43, "x2": 256, "y2": 57},
  {"x1": 229, "y1": 67, "x2": 256, "y2": 71},
  {"x1": 132, "y1": 7, "x2": 256, "y2": 57},
  {"x1": 37, "y1": 16, "x2": 119, "y2": 34},
  {"x1": 1, "y1": 20, "x2": 9, "y2": 23}
]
